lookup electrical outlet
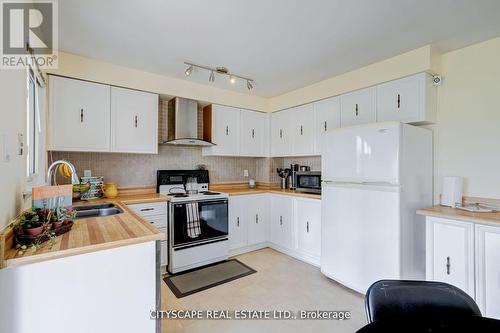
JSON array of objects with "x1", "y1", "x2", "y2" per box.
[
  {"x1": 243, "y1": 169, "x2": 249, "y2": 177},
  {"x1": 84, "y1": 170, "x2": 92, "y2": 177}
]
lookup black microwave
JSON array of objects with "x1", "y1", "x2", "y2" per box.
[{"x1": 296, "y1": 171, "x2": 321, "y2": 194}]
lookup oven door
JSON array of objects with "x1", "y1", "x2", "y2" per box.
[
  {"x1": 170, "y1": 199, "x2": 228, "y2": 248},
  {"x1": 296, "y1": 173, "x2": 322, "y2": 193}
]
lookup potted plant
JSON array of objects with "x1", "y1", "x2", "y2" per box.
[
  {"x1": 53, "y1": 206, "x2": 76, "y2": 229},
  {"x1": 15, "y1": 209, "x2": 48, "y2": 236}
]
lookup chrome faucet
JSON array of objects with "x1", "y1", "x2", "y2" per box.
[{"x1": 47, "y1": 160, "x2": 80, "y2": 185}]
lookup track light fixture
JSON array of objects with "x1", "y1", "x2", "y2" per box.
[{"x1": 184, "y1": 62, "x2": 254, "y2": 90}]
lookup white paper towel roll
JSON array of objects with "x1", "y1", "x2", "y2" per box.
[{"x1": 441, "y1": 176, "x2": 463, "y2": 207}]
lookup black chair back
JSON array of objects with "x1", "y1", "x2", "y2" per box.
[{"x1": 365, "y1": 280, "x2": 481, "y2": 323}]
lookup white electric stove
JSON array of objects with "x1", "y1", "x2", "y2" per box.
[{"x1": 157, "y1": 170, "x2": 229, "y2": 274}]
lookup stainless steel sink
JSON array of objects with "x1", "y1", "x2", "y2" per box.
[{"x1": 74, "y1": 202, "x2": 124, "y2": 219}]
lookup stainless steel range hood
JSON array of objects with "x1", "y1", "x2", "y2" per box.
[{"x1": 162, "y1": 97, "x2": 215, "y2": 146}]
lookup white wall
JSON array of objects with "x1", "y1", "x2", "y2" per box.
[
  {"x1": 430, "y1": 36, "x2": 500, "y2": 200},
  {"x1": 0, "y1": 70, "x2": 28, "y2": 229}
]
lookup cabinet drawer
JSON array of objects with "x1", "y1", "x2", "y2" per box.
[
  {"x1": 128, "y1": 202, "x2": 166, "y2": 217},
  {"x1": 144, "y1": 216, "x2": 167, "y2": 230}
]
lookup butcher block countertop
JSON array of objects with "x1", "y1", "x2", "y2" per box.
[
  {"x1": 417, "y1": 205, "x2": 500, "y2": 226},
  {"x1": 1, "y1": 193, "x2": 169, "y2": 269},
  {"x1": 211, "y1": 184, "x2": 321, "y2": 200}
]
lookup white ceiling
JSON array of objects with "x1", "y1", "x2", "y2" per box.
[{"x1": 59, "y1": 0, "x2": 500, "y2": 97}]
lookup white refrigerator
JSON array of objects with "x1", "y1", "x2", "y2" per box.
[{"x1": 321, "y1": 122, "x2": 432, "y2": 294}]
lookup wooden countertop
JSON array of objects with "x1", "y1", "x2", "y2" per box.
[
  {"x1": 1, "y1": 193, "x2": 169, "y2": 269},
  {"x1": 417, "y1": 205, "x2": 500, "y2": 226},
  {"x1": 211, "y1": 185, "x2": 321, "y2": 200}
]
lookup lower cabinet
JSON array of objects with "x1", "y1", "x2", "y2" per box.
[
  {"x1": 425, "y1": 217, "x2": 474, "y2": 297},
  {"x1": 229, "y1": 195, "x2": 269, "y2": 251},
  {"x1": 229, "y1": 193, "x2": 321, "y2": 266},
  {"x1": 295, "y1": 198, "x2": 321, "y2": 262},
  {"x1": 475, "y1": 224, "x2": 500, "y2": 318},
  {"x1": 127, "y1": 202, "x2": 168, "y2": 267},
  {"x1": 426, "y1": 216, "x2": 500, "y2": 319}
]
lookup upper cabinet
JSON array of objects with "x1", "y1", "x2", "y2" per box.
[
  {"x1": 239, "y1": 110, "x2": 268, "y2": 157},
  {"x1": 111, "y1": 87, "x2": 158, "y2": 154},
  {"x1": 48, "y1": 75, "x2": 159, "y2": 154},
  {"x1": 340, "y1": 87, "x2": 377, "y2": 127},
  {"x1": 270, "y1": 110, "x2": 291, "y2": 157},
  {"x1": 203, "y1": 105, "x2": 267, "y2": 157},
  {"x1": 377, "y1": 72, "x2": 436, "y2": 124},
  {"x1": 49, "y1": 76, "x2": 111, "y2": 152},
  {"x1": 290, "y1": 104, "x2": 315, "y2": 156},
  {"x1": 313, "y1": 96, "x2": 340, "y2": 154}
]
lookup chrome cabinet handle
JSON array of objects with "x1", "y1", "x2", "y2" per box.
[
  {"x1": 324, "y1": 121, "x2": 327, "y2": 131},
  {"x1": 256, "y1": 214, "x2": 259, "y2": 224},
  {"x1": 355, "y1": 104, "x2": 359, "y2": 116},
  {"x1": 140, "y1": 208, "x2": 154, "y2": 212},
  {"x1": 134, "y1": 115, "x2": 138, "y2": 128},
  {"x1": 397, "y1": 94, "x2": 401, "y2": 109},
  {"x1": 237, "y1": 217, "x2": 240, "y2": 227},
  {"x1": 306, "y1": 221, "x2": 309, "y2": 233},
  {"x1": 226, "y1": 125, "x2": 229, "y2": 136},
  {"x1": 80, "y1": 109, "x2": 84, "y2": 123},
  {"x1": 252, "y1": 129, "x2": 255, "y2": 138},
  {"x1": 279, "y1": 216, "x2": 283, "y2": 226},
  {"x1": 446, "y1": 256, "x2": 451, "y2": 275},
  {"x1": 279, "y1": 129, "x2": 283, "y2": 138},
  {"x1": 300, "y1": 125, "x2": 303, "y2": 135}
]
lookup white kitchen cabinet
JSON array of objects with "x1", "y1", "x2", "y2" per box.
[
  {"x1": 475, "y1": 224, "x2": 500, "y2": 319},
  {"x1": 110, "y1": 87, "x2": 158, "y2": 154},
  {"x1": 289, "y1": 104, "x2": 315, "y2": 156},
  {"x1": 295, "y1": 198, "x2": 321, "y2": 261},
  {"x1": 202, "y1": 104, "x2": 240, "y2": 156},
  {"x1": 269, "y1": 195, "x2": 293, "y2": 250},
  {"x1": 239, "y1": 110, "x2": 267, "y2": 157},
  {"x1": 228, "y1": 196, "x2": 247, "y2": 250},
  {"x1": 127, "y1": 202, "x2": 168, "y2": 267},
  {"x1": 313, "y1": 96, "x2": 340, "y2": 154},
  {"x1": 247, "y1": 195, "x2": 269, "y2": 245},
  {"x1": 340, "y1": 87, "x2": 376, "y2": 127},
  {"x1": 377, "y1": 73, "x2": 436, "y2": 124},
  {"x1": 425, "y1": 217, "x2": 474, "y2": 297},
  {"x1": 270, "y1": 110, "x2": 292, "y2": 156},
  {"x1": 49, "y1": 75, "x2": 111, "y2": 152}
]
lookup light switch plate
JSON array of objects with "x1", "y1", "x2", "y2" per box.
[{"x1": 243, "y1": 169, "x2": 249, "y2": 177}]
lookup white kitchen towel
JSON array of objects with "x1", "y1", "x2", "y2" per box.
[{"x1": 186, "y1": 203, "x2": 201, "y2": 238}]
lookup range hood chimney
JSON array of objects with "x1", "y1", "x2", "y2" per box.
[{"x1": 163, "y1": 97, "x2": 215, "y2": 146}]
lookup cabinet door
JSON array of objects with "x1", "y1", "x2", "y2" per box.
[
  {"x1": 377, "y1": 74, "x2": 422, "y2": 123},
  {"x1": 240, "y1": 110, "x2": 267, "y2": 157},
  {"x1": 296, "y1": 198, "x2": 321, "y2": 258},
  {"x1": 426, "y1": 217, "x2": 474, "y2": 297},
  {"x1": 111, "y1": 87, "x2": 158, "y2": 154},
  {"x1": 247, "y1": 195, "x2": 269, "y2": 245},
  {"x1": 49, "y1": 76, "x2": 111, "y2": 152},
  {"x1": 340, "y1": 87, "x2": 376, "y2": 127},
  {"x1": 208, "y1": 105, "x2": 240, "y2": 155},
  {"x1": 476, "y1": 224, "x2": 500, "y2": 319},
  {"x1": 228, "y1": 196, "x2": 247, "y2": 250},
  {"x1": 270, "y1": 111, "x2": 290, "y2": 156},
  {"x1": 313, "y1": 96, "x2": 340, "y2": 154},
  {"x1": 270, "y1": 195, "x2": 293, "y2": 250},
  {"x1": 290, "y1": 104, "x2": 315, "y2": 155}
]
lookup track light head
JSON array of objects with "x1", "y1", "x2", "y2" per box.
[
  {"x1": 185, "y1": 65, "x2": 193, "y2": 76},
  {"x1": 209, "y1": 71, "x2": 215, "y2": 83},
  {"x1": 230, "y1": 76, "x2": 236, "y2": 84}
]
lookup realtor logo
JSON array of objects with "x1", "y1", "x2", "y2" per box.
[{"x1": 1, "y1": 0, "x2": 58, "y2": 69}]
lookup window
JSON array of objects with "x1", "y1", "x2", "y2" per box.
[{"x1": 26, "y1": 68, "x2": 45, "y2": 186}]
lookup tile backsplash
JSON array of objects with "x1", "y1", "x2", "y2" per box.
[{"x1": 50, "y1": 148, "x2": 321, "y2": 188}]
